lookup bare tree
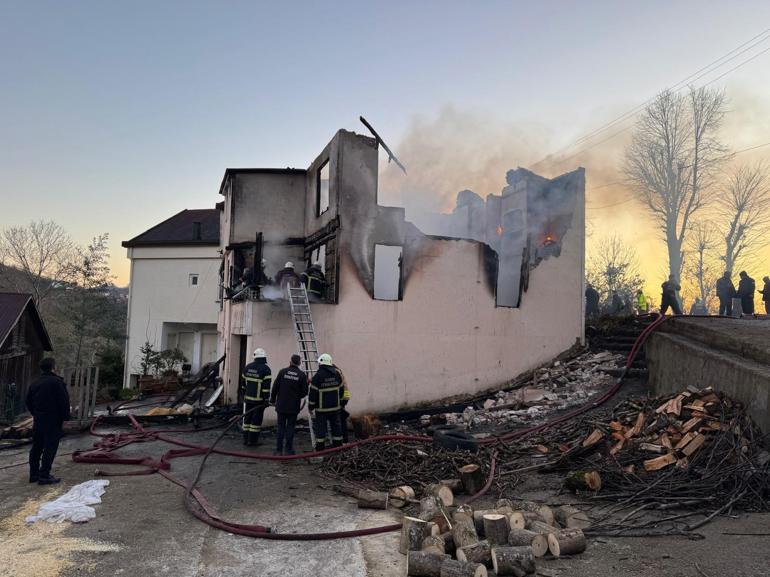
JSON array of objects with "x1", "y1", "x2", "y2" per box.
[
  {"x1": 586, "y1": 234, "x2": 644, "y2": 309},
  {"x1": 624, "y1": 87, "x2": 726, "y2": 280},
  {"x1": 0, "y1": 220, "x2": 76, "y2": 309},
  {"x1": 685, "y1": 222, "x2": 719, "y2": 311},
  {"x1": 718, "y1": 163, "x2": 770, "y2": 273}
]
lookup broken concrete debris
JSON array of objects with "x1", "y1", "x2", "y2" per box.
[{"x1": 421, "y1": 351, "x2": 622, "y2": 431}]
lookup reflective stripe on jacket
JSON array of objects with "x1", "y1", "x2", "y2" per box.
[
  {"x1": 242, "y1": 359, "x2": 272, "y2": 403},
  {"x1": 309, "y1": 365, "x2": 343, "y2": 413}
]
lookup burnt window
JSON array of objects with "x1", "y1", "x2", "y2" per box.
[
  {"x1": 316, "y1": 161, "x2": 330, "y2": 216},
  {"x1": 192, "y1": 221, "x2": 202, "y2": 241},
  {"x1": 373, "y1": 245, "x2": 403, "y2": 301}
]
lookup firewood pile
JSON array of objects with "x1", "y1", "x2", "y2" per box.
[
  {"x1": 323, "y1": 386, "x2": 770, "y2": 538},
  {"x1": 389, "y1": 481, "x2": 588, "y2": 577}
]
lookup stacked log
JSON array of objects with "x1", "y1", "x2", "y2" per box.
[
  {"x1": 507, "y1": 529, "x2": 548, "y2": 558},
  {"x1": 491, "y1": 546, "x2": 535, "y2": 576},
  {"x1": 356, "y1": 489, "x2": 389, "y2": 509},
  {"x1": 408, "y1": 551, "x2": 448, "y2": 577},
  {"x1": 458, "y1": 464, "x2": 485, "y2": 495},
  {"x1": 455, "y1": 541, "x2": 491, "y2": 567},
  {"x1": 481, "y1": 514, "x2": 509, "y2": 546},
  {"x1": 547, "y1": 528, "x2": 587, "y2": 557},
  {"x1": 401, "y1": 517, "x2": 431, "y2": 554},
  {"x1": 389, "y1": 485, "x2": 416, "y2": 508}
]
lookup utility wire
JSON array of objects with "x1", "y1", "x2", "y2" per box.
[
  {"x1": 531, "y1": 28, "x2": 770, "y2": 171},
  {"x1": 573, "y1": 28, "x2": 770, "y2": 147}
]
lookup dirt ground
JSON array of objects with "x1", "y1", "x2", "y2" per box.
[{"x1": 1, "y1": 421, "x2": 769, "y2": 577}]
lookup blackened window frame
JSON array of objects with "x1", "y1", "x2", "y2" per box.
[{"x1": 316, "y1": 160, "x2": 330, "y2": 217}]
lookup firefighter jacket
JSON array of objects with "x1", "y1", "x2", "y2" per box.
[
  {"x1": 337, "y1": 366, "x2": 351, "y2": 407},
  {"x1": 300, "y1": 266, "x2": 326, "y2": 297},
  {"x1": 242, "y1": 359, "x2": 272, "y2": 404},
  {"x1": 270, "y1": 364, "x2": 308, "y2": 414},
  {"x1": 636, "y1": 292, "x2": 647, "y2": 311},
  {"x1": 309, "y1": 365, "x2": 343, "y2": 413}
]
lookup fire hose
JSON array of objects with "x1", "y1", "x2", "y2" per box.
[{"x1": 73, "y1": 313, "x2": 667, "y2": 540}]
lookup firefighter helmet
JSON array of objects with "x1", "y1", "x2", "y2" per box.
[
  {"x1": 253, "y1": 348, "x2": 266, "y2": 359},
  {"x1": 318, "y1": 353, "x2": 333, "y2": 366},
  {"x1": 285, "y1": 261, "x2": 294, "y2": 269}
]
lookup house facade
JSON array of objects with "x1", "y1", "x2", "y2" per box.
[
  {"x1": 122, "y1": 209, "x2": 221, "y2": 388},
  {"x1": 217, "y1": 129, "x2": 585, "y2": 414},
  {"x1": 0, "y1": 293, "x2": 53, "y2": 421}
]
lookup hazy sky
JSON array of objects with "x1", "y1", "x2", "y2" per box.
[{"x1": 1, "y1": 1, "x2": 769, "y2": 288}]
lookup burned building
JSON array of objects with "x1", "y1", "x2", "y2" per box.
[{"x1": 218, "y1": 129, "x2": 585, "y2": 413}]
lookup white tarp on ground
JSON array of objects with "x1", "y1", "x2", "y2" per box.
[{"x1": 25, "y1": 480, "x2": 110, "y2": 524}]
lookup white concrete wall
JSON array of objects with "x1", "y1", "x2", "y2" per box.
[
  {"x1": 124, "y1": 245, "x2": 221, "y2": 387},
  {"x1": 218, "y1": 200, "x2": 584, "y2": 412}
]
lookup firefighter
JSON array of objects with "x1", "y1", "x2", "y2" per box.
[
  {"x1": 269, "y1": 354, "x2": 308, "y2": 456},
  {"x1": 716, "y1": 271, "x2": 736, "y2": 316},
  {"x1": 300, "y1": 262, "x2": 327, "y2": 302},
  {"x1": 241, "y1": 348, "x2": 272, "y2": 446},
  {"x1": 737, "y1": 271, "x2": 756, "y2": 315},
  {"x1": 759, "y1": 276, "x2": 770, "y2": 315},
  {"x1": 308, "y1": 353, "x2": 344, "y2": 451},
  {"x1": 635, "y1": 289, "x2": 648, "y2": 314},
  {"x1": 274, "y1": 261, "x2": 301, "y2": 295},
  {"x1": 660, "y1": 275, "x2": 682, "y2": 316},
  {"x1": 27, "y1": 357, "x2": 70, "y2": 485}
]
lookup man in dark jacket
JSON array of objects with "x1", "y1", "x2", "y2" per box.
[
  {"x1": 760, "y1": 276, "x2": 770, "y2": 315},
  {"x1": 660, "y1": 275, "x2": 682, "y2": 315},
  {"x1": 241, "y1": 348, "x2": 272, "y2": 446},
  {"x1": 716, "y1": 271, "x2": 736, "y2": 316},
  {"x1": 27, "y1": 358, "x2": 70, "y2": 485},
  {"x1": 274, "y1": 262, "x2": 300, "y2": 295},
  {"x1": 308, "y1": 353, "x2": 344, "y2": 451},
  {"x1": 269, "y1": 354, "x2": 308, "y2": 455},
  {"x1": 737, "y1": 271, "x2": 756, "y2": 315}
]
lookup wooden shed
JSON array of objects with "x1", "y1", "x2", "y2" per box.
[{"x1": 0, "y1": 293, "x2": 53, "y2": 422}]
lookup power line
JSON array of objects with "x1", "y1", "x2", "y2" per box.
[
  {"x1": 530, "y1": 28, "x2": 770, "y2": 171},
  {"x1": 572, "y1": 28, "x2": 770, "y2": 148}
]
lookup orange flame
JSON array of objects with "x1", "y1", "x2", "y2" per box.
[{"x1": 496, "y1": 225, "x2": 504, "y2": 236}]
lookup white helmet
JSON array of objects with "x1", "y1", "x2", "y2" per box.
[
  {"x1": 318, "y1": 353, "x2": 333, "y2": 366},
  {"x1": 261, "y1": 258, "x2": 267, "y2": 266},
  {"x1": 285, "y1": 261, "x2": 294, "y2": 269},
  {"x1": 253, "y1": 348, "x2": 266, "y2": 359}
]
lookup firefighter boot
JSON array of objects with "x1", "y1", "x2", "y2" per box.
[
  {"x1": 248, "y1": 432, "x2": 261, "y2": 446},
  {"x1": 314, "y1": 441, "x2": 325, "y2": 452},
  {"x1": 243, "y1": 431, "x2": 250, "y2": 446}
]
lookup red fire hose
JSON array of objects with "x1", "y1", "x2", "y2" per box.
[{"x1": 72, "y1": 314, "x2": 667, "y2": 540}]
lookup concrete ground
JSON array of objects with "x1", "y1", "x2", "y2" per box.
[{"x1": 1, "y1": 423, "x2": 769, "y2": 577}]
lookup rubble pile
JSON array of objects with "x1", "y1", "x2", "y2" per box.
[{"x1": 428, "y1": 351, "x2": 623, "y2": 431}]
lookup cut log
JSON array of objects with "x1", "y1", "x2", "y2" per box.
[
  {"x1": 357, "y1": 489, "x2": 389, "y2": 509},
  {"x1": 440, "y1": 479, "x2": 464, "y2": 493},
  {"x1": 643, "y1": 453, "x2": 677, "y2": 472},
  {"x1": 624, "y1": 412, "x2": 646, "y2": 438},
  {"x1": 564, "y1": 471, "x2": 602, "y2": 493},
  {"x1": 491, "y1": 546, "x2": 535, "y2": 576},
  {"x1": 482, "y1": 514, "x2": 509, "y2": 546},
  {"x1": 553, "y1": 505, "x2": 590, "y2": 529},
  {"x1": 400, "y1": 516, "x2": 430, "y2": 554},
  {"x1": 547, "y1": 528, "x2": 587, "y2": 557},
  {"x1": 507, "y1": 528, "x2": 548, "y2": 558},
  {"x1": 520, "y1": 511, "x2": 547, "y2": 528},
  {"x1": 426, "y1": 522, "x2": 442, "y2": 537},
  {"x1": 425, "y1": 483, "x2": 454, "y2": 507},
  {"x1": 527, "y1": 520, "x2": 559, "y2": 535},
  {"x1": 440, "y1": 559, "x2": 488, "y2": 577},
  {"x1": 581, "y1": 428, "x2": 604, "y2": 447},
  {"x1": 452, "y1": 518, "x2": 479, "y2": 549},
  {"x1": 459, "y1": 464, "x2": 485, "y2": 496},
  {"x1": 422, "y1": 535, "x2": 446, "y2": 555},
  {"x1": 639, "y1": 443, "x2": 666, "y2": 454},
  {"x1": 508, "y1": 511, "x2": 526, "y2": 530},
  {"x1": 455, "y1": 540, "x2": 492, "y2": 567},
  {"x1": 681, "y1": 433, "x2": 707, "y2": 457},
  {"x1": 453, "y1": 504, "x2": 474, "y2": 525},
  {"x1": 389, "y1": 485, "x2": 416, "y2": 508},
  {"x1": 439, "y1": 532, "x2": 456, "y2": 556},
  {"x1": 407, "y1": 551, "x2": 448, "y2": 577},
  {"x1": 420, "y1": 496, "x2": 450, "y2": 531},
  {"x1": 511, "y1": 501, "x2": 554, "y2": 525},
  {"x1": 472, "y1": 510, "x2": 490, "y2": 536}
]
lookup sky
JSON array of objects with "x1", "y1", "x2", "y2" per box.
[{"x1": 1, "y1": 1, "x2": 769, "y2": 292}]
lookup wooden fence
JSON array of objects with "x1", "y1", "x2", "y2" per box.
[{"x1": 62, "y1": 366, "x2": 100, "y2": 420}]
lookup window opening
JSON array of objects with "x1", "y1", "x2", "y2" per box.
[
  {"x1": 189, "y1": 274, "x2": 199, "y2": 287},
  {"x1": 316, "y1": 160, "x2": 330, "y2": 216},
  {"x1": 373, "y1": 245, "x2": 403, "y2": 301}
]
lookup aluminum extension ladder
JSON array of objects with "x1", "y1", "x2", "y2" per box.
[{"x1": 287, "y1": 284, "x2": 320, "y2": 447}]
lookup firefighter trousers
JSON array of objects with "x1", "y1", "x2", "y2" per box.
[
  {"x1": 313, "y1": 410, "x2": 343, "y2": 448},
  {"x1": 243, "y1": 402, "x2": 266, "y2": 445}
]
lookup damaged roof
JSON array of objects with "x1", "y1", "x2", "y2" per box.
[
  {"x1": 0, "y1": 292, "x2": 53, "y2": 351},
  {"x1": 122, "y1": 209, "x2": 220, "y2": 247},
  {"x1": 218, "y1": 167, "x2": 306, "y2": 196}
]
